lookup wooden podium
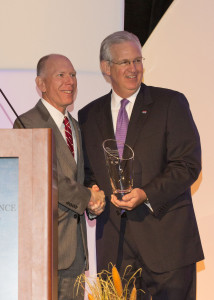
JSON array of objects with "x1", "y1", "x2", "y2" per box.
[{"x1": 0, "y1": 129, "x2": 58, "y2": 300}]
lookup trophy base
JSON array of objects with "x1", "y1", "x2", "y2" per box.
[{"x1": 114, "y1": 190, "x2": 132, "y2": 200}]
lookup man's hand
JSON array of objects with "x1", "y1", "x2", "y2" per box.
[
  {"x1": 111, "y1": 188, "x2": 147, "y2": 211},
  {"x1": 88, "y1": 185, "x2": 106, "y2": 216}
]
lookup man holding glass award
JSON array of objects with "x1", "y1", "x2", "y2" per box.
[{"x1": 78, "y1": 31, "x2": 204, "y2": 300}]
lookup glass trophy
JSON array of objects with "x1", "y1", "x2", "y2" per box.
[{"x1": 103, "y1": 139, "x2": 134, "y2": 200}]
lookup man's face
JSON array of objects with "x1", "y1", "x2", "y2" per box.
[
  {"x1": 104, "y1": 41, "x2": 143, "y2": 98},
  {"x1": 37, "y1": 55, "x2": 77, "y2": 114}
]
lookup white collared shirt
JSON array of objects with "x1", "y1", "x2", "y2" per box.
[
  {"x1": 111, "y1": 87, "x2": 140, "y2": 132},
  {"x1": 41, "y1": 98, "x2": 77, "y2": 162},
  {"x1": 111, "y1": 89, "x2": 152, "y2": 211}
]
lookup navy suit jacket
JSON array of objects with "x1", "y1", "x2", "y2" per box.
[{"x1": 78, "y1": 83, "x2": 204, "y2": 273}]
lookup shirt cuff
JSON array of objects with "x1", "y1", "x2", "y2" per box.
[{"x1": 144, "y1": 198, "x2": 153, "y2": 212}]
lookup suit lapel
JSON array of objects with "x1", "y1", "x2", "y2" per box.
[
  {"x1": 95, "y1": 85, "x2": 153, "y2": 147},
  {"x1": 93, "y1": 86, "x2": 153, "y2": 154},
  {"x1": 36, "y1": 100, "x2": 78, "y2": 177},
  {"x1": 96, "y1": 92, "x2": 115, "y2": 141},
  {"x1": 126, "y1": 84, "x2": 153, "y2": 151}
]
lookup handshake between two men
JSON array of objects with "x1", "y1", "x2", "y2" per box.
[{"x1": 87, "y1": 185, "x2": 148, "y2": 217}]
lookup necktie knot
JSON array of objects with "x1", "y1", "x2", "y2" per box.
[
  {"x1": 64, "y1": 115, "x2": 71, "y2": 126},
  {"x1": 121, "y1": 98, "x2": 129, "y2": 109}
]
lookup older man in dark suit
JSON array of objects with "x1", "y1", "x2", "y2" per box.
[
  {"x1": 14, "y1": 54, "x2": 105, "y2": 300},
  {"x1": 78, "y1": 31, "x2": 204, "y2": 300}
]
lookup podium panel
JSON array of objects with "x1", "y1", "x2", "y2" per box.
[
  {"x1": 0, "y1": 129, "x2": 58, "y2": 300},
  {"x1": 0, "y1": 158, "x2": 19, "y2": 298}
]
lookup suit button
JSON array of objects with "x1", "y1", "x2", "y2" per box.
[{"x1": 74, "y1": 214, "x2": 80, "y2": 223}]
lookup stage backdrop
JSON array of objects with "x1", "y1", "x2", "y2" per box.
[
  {"x1": 0, "y1": 1, "x2": 124, "y2": 299},
  {"x1": 0, "y1": 0, "x2": 213, "y2": 299},
  {"x1": 142, "y1": 0, "x2": 214, "y2": 299}
]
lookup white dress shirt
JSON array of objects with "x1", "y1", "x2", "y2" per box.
[
  {"x1": 111, "y1": 89, "x2": 152, "y2": 211},
  {"x1": 111, "y1": 88, "x2": 140, "y2": 132},
  {"x1": 41, "y1": 98, "x2": 77, "y2": 162}
]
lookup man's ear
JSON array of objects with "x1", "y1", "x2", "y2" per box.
[
  {"x1": 100, "y1": 60, "x2": 111, "y2": 76},
  {"x1": 35, "y1": 76, "x2": 46, "y2": 93}
]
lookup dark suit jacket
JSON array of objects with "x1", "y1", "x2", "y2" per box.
[
  {"x1": 78, "y1": 83, "x2": 204, "y2": 273},
  {"x1": 14, "y1": 100, "x2": 91, "y2": 270}
]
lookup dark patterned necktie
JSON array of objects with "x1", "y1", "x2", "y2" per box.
[
  {"x1": 115, "y1": 99, "x2": 129, "y2": 158},
  {"x1": 63, "y1": 116, "x2": 74, "y2": 156}
]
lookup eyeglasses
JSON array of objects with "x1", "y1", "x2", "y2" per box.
[{"x1": 108, "y1": 57, "x2": 145, "y2": 67}]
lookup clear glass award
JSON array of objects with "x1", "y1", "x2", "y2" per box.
[{"x1": 103, "y1": 139, "x2": 134, "y2": 200}]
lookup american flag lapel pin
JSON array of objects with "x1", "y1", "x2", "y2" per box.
[{"x1": 142, "y1": 110, "x2": 147, "y2": 114}]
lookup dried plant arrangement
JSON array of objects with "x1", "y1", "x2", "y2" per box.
[{"x1": 75, "y1": 263, "x2": 144, "y2": 300}]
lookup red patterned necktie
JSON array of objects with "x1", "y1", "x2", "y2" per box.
[{"x1": 63, "y1": 116, "x2": 74, "y2": 156}]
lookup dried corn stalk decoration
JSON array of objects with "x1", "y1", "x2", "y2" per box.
[
  {"x1": 112, "y1": 266, "x2": 123, "y2": 297},
  {"x1": 129, "y1": 285, "x2": 137, "y2": 300},
  {"x1": 88, "y1": 294, "x2": 95, "y2": 300},
  {"x1": 75, "y1": 263, "x2": 144, "y2": 299}
]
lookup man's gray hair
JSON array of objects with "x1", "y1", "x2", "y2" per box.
[{"x1": 100, "y1": 31, "x2": 142, "y2": 62}]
